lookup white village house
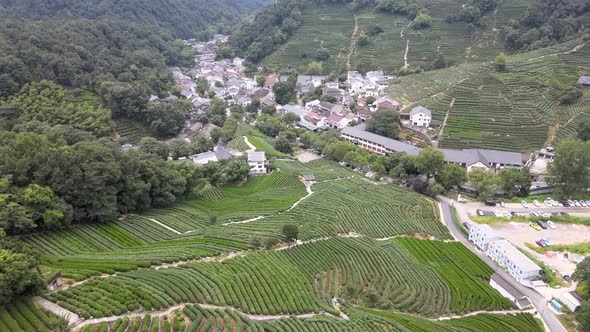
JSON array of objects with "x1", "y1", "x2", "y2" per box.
[
  {"x1": 409, "y1": 106, "x2": 432, "y2": 127},
  {"x1": 247, "y1": 150, "x2": 268, "y2": 175},
  {"x1": 489, "y1": 273, "x2": 532, "y2": 309}
]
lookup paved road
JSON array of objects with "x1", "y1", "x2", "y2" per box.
[{"x1": 438, "y1": 197, "x2": 566, "y2": 332}]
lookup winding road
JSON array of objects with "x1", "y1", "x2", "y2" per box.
[{"x1": 438, "y1": 196, "x2": 566, "y2": 332}]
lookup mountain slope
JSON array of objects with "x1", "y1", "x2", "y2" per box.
[{"x1": 0, "y1": 0, "x2": 271, "y2": 38}]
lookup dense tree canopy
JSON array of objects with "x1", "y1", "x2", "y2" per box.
[
  {"x1": 548, "y1": 140, "x2": 590, "y2": 198},
  {"x1": 0, "y1": 0, "x2": 270, "y2": 39},
  {"x1": 366, "y1": 109, "x2": 400, "y2": 139}
]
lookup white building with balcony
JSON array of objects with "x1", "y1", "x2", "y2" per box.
[
  {"x1": 468, "y1": 224, "x2": 501, "y2": 251},
  {"x1": 486, "y1": 239, "x2": 541, "y2": 282}
]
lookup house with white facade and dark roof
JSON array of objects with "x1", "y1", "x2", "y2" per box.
[
  {"x1": 247, "y1": 151, "x2": 268, "y2": 175},
  {"x1": 409, "y1": 106, "x2": 432, "y2": 127}
]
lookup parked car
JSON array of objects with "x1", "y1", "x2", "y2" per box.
[
  {"x1": 539, "y1": 211, "x2": 549, "y2": 218},
  {"x1": 530, "y1": 212, "x2": 539, "y2": 217},
  {"x1": 493, "y1": 211, "x2": 503, "y2": 218},
  {"x1": 521, "y1": 201, "x2": 529, "y2": 208},
  {"x1": 500, "y1": 201, "x2": 505, "y2": 207},
  {"x1": 532, "y1": 200, "x2": 540, "y2": 207},
  {"x1": 457, "y1": 194, "x2": 466, "y2": 203},
  {"x1": 477, "y1": 209, "x2": 485, "y2": 216},
  {"x1": 463, "y1": 222, "x2": 472, "y2": 229},
  {"x1": 540, "y1": 237, "x2": 551, "y2": 246},
  {"x1": 574, "y1": 200, "x2": 582, "y2": 207},
  {"x1": 510, "y1": 211, "x2": 518, "y2": 217},
  {"x1": 546, "y1": 220, "x2": 556, "y2": 229},
  {"x1": 503, "y1": 212, "x2": 511, "y2": 218},
  {"x1": 536, "y1": 220, "x2": 548, "y2": 229},
  {"x1": 562, "y1": 200, "x2": 570, "y2": 207},
  {"x1": 551, "y1": 212, "x2": 560, "y2": 216},
  {"x1": 586, "y1": 200, "x2": 590, "y2": 206},
  {"x1": 485, "y1": 201, "x2": 497, "y2": 206},
  {"x1": 563, "y1": 275, "x2": 570, "y2": 281},
  {"x1": 581, "y1": 201, "x2": 588, "y2": 207},
  {"x1": 530, "y1": 222, "x2": 542, "y2": 231},
  {"x1": 536, "y1": 240, "x2": 547, "y2": 248}
]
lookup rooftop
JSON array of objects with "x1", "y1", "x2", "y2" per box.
[
  {"x1": 491, "y1": 273, "x2": 526, "y2": 300},
  {"x1": 488, "y1": 239, "x2": 541, "y2": 273},
  {"x1": 410, "y1": 106, "x2": 432, "y2": 117},
  {"x1": 341, "y1": 125, "x2": 421, "y2": 156},
  {"x1": 579, "y1": 76, "x2": 590, "y2": 85},
  {"x1": 247, "y1": 150, "x2": 266, "y2": 162}
]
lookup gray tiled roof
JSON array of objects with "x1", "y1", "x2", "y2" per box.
[
  {"x1": 489, "y1": 240, "x2": 541, "y2": 273},
  {"x1": 410, "y1": 106, "x2": 431, "y2": 116},
  {"x1": 341, "y1": 125, "x2": 421, "y2": 155},
  {"x1": 491, "y1": 273, "x2": 526, "y2": 300},
  {"x1": 247, "y1": 150, "x2": 266, "y2": 162}
]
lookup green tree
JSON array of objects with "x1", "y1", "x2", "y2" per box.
[
  {"x1": 223, "y1": 159, "x2": 250, "y2": 183},
  {"x1": 435, "y1": 163, "x2": 467, "y2": 190},
  {"x1": 220, "y1": 117, "x2": 238, "y2": 143},
  {"x1": 0, "y1": 249, "x2": 43, "y2": 304},
  {"x1": 366, "y1": 109, "x2": 400, "y2": 139},
  {"x1": 366, "y1": 96, "x2": 376, "y2": 105},
  {"x1": 206, "y1": 98, "x2": 228, "y2": 126},
  {"x1": 146, "y1": 100, "x2": 190, "y2": 137},
  {"x1": 264, "y1": 238, "x2": 279, "y2": 250},
  {"x1": 573, "y1": 256, "x2": 590, "y2": 284},
  {"x1": 469, "y1": 168, "x2": 498, "y2": 199},
  {"x1": 275, "y1": 137, "x2": 293, "y2": 154},
  {"x1": 427, "y1": 183, "x2": 446, "y2": 197},
  {"x1": 498, "y1": 168, "x2": 532, "y2": 197},
  {"x1": 208, "y1": 213, "x2": 217, "y2": 225},
  {"x1": 357, "y1": 33, "x2": 370, "y2": 46},
  {"x1": 307, "y1": 62, "x2": 323, "y2": 75},
  {"x1": 577, "y1": 118, "x2": 590, "y2": 141},
  {"x1": 548, "y1": 140, "x2": 590, "y2": 198},
  {"x1": 495, "y1": 53, "x2": 507, "y2": 72},
  {"x1": 169, "y1": 138, "x2": 194, "y2": 159},
  {"x1": 410, "y1": 13, "x2": 432, "y2": 29},
  {"x1": 282, "y1": 224, "x2": 299, "y2": 241},
  {"x1": 138, "y1": 137, "x2": 170, "y2": 160},
  {"x1": 273, "y1": 81, "x2": 295, "y2": 105},
  {"x1": 576, "y1": 301, "x2": 590, "y2": 332},
  {"x1": 196, "y1": 77, "x2": 209, "y2": 96},
  {"x1": 415, "y1": 147, "x2": 445, "y2": 178},
  {"x1": 282, "y1": 112, "x2": 301, "y2": 127}
]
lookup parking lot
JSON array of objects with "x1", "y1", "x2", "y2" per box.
[{"x1": 460, "y1": 198, "x2": 590, "y2": 277}]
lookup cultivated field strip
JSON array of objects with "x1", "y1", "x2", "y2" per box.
[{"x1": 46, "y1": 238, "x2": 511, "y2": 320}]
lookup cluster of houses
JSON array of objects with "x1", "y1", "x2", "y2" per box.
[
  {"x1": 175, "y1": 141, "x2": 269, "y2": 176},
  {"x1": 277, "y1": 70, "x2": 434, "y2": 132},
  {"x1": 341, "y1": 124, "x2": 530, "y2": 173}
]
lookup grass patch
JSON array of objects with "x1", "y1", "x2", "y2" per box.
[
  {"x1": 526, "y1": 242, "x2": 590, "y2": 255},
  {"x1": 247, "y1": 135, "x2": 289, "y2": 157},
  {"x1": 472, "y1": 214, "x2": 590, "y2": 226}
]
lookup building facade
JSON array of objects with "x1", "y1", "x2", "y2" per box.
[
  {"x1": 247, "y1": 151, "x2": 268, "y2": 175},
  {"x1": 468, "y1": 224, "x2": 502, "y2": 251},
  {"x1": 486, "y1": 239, "x2": 541, "y2": 282}
]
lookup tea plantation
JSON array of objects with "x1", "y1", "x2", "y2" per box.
[
  {"x1": 389, "y1": 39, "x2": 590, "y2": 152},
  {"x1": 8, "y1": 160, "x2": 544, "y2": 331},
  {"x1": 0, "y1": 298, "x2": 68, "y2": 332}
]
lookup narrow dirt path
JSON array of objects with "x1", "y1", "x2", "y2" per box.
[
  {"x1": 73, "y1": 303, "x2": 346, "y2": 330},
  {"x1": 436, "y1": 309, "x2": 535, "y2": 321},
  {"x1": 437, "y1": 97, "x2": 455, "y2": 141},
  {"x1": 34, "y1": 297, "x2": 82, "y2": 326},
  {"x1": 148, "y1": 218, "x2": 181, "y2": 234},
  {"x1": 527, "y1": 42, "x2": 586, "y2": 62},
  {"x1": 243, "y1": 136, "x2": 256, "y2": 151},
  {"x1": 346, "y1": 13, "x2": 359, "y2": 70},
  {"x1": 224, "y1": 177, "x2": 315, "y2": 226},
  {"x1": 403, "y1": 40, "x2": 410, "y2": 68}
]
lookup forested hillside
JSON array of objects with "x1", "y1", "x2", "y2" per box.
[{"x1": 0, "y1": 0, "x2": 271, "y2": 38}]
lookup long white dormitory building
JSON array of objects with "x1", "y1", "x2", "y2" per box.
[{"x1": 468, "y1": 224, "x2": 541, "y2": 282}]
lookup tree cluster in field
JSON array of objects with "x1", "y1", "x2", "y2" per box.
[
  {"x1": 366, "y1": 109, "x2": 400, "y2": 139},
  {"x1": 0, "y1": 130, "x2": 251, "y2": 232},
  {"x1": 548, "y1": 140, "x2": 590, "y2": 199},
  {"x1": 0, "y1": 0, "x2": 268, "y2": 39},
  {"x1": 572, "y1": 257, "x2": 590, "y2": 330},
  {"x1": 445, "y1": 0, "x2": 497, "y2": 25},
  {"x1": 505, "y1": 0, "x2": 590, "y2": 51},
  {"x1": 468, "y1": 167, "x2": 532, "y2": 200}
]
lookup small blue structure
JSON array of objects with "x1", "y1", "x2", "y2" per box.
[{"x1": 550, "y1": 299, "x2": 563, "y2": 312}]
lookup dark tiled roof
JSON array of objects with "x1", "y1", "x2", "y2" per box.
[{"x1": 341, "y1": 125, "x2": 420, "y2": 155}]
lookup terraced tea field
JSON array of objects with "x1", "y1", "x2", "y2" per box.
[
  {"x1": 0, "y1": 298, "x2": 67, "y2": 332},
  {"x1": 388, "y1": 39, "x2": 590, "y2": 152},
  {"x1": 262, "y1": 0, "x2": 526, "y2": 73},
  {"x1": 113, "y1": 118, "x2": 151, "y2": 144},
  {"x1": 47, "y1": 237, "x2": 510, "y2": 319},
  {"x1": 79, "y1": 304, "x2": 543, "y2": 332}
]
